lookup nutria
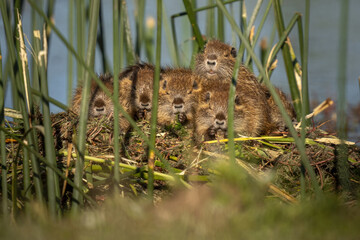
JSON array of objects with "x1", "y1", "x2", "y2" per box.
[
  {"x1": 262, "y1": 86, "x2": 297, "y2": 131},
  {"x1": 119, "y1": 63, "x2": 157, "y2": 121},
  {"x1": 71, "y1": 74, "x2": 133, "y2": 133},
  {"x1": 194, "y1": 81, "x2": 271, "y2": 144},
  {"x1": 157, "y1": 68, "x2": 202, "y2": 127},
  {"x1": 71, "y1": 74, "x2": 114, "y2": 119},
  {"x1": 195, "y1": 39, "x2": 295, "y2": 133}
]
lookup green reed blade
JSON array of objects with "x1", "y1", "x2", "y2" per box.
[
  {"x1": 298, "y1": 12, "x2": 310, "y2": 120},
  {"x1": 216, "y1": 0, "x2": 322, "y2": 198},
  {"x1": 336, "y1": 0, "x2": 350, "y2": 193},
  {"x1": 76, "y1": 0, "x2": 85, "y2": 83},
  {"x1": 113, "y1": 0, "x2": 120, "y2": 191},
  {"x1": 244, "y1": 0, "x2": 271, "y2": 66},
  {"x1": 183, "y1": 0, "x2": 205, "y2": 50},
  {"x1": 148, "y1": 0, "x2": 163, "y2": 199},
  {"x1": 67, "y1": 0, "x2": 74, "y2": 106},
  {"x1": 123, "y1": 1, "x2": 137, "y2": 64},
  {"x1": 272, "y1": 0, "x2": 301, "y2": 119},
  {"x1": 163, "y1": 3, "x2": 178, "y2": 66},
  {"x1": 72, "y1": 0, "x2": 100, "y2": 214},
  {"x1": 217, "y1": 0, "x2": 225, "y2": 41},
  {"x1": 37, "y1": 27, "x2": 61, "y2": 217},
  {"x1": 206, "y1": 0, "x2": 215, "y2": 38},
  {"x1": 1, "y1": 1, "x2": 44, "y2": 203},
  {"x1": 30, "y1": 0, "x2": 42, "y2": 105},
  {"x1": 135, "y1": 0, "x2": 145, "y2": 57},
  {"x1": 261, "y1": 13, "x2": 301, "y2": 79},
  {"x1": 0, "y1": 44, "x2": 9, "y2": 218},
  {"x1": 0, "y1": 125, "x2": 97, "y2": 206}
]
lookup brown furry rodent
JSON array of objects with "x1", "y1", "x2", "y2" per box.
[
  {"x1": 195, "y1": 39, "x2": 296, "y2": 133},
  {"x1": 195, "y1": 40, "x2": 261, "y2": 95},
  {"x1": 71, "y1": 74, "x2": 114, "y2": 119},
  {"x1": 194, "y1": 81, "x2": 271, "y2": 144},
  {"x1": 119, "y1": 63, "x2": 157, "y2": 121},
  {"x1": 157, "y1": 68, "x2": 202, "y2": 127},
  {"x1": 262, "y1": 86, "x2": 297, "y2": 131}
]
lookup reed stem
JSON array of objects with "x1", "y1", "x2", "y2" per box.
[{"x1": 148, "y1": 0, "x2": 163, "y2": 199}]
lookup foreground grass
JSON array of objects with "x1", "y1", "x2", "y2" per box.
[{"x1": 2, "y1": 162, "x2": 359, "y2": 239}]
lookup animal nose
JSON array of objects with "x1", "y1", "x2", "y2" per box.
[
  {"x1": 173, "y1": 97, "x2": 184, "y2": 109},
  {"x1": 207, "y1": 60, "x2": 216, "y2": 66},
  {"x1": 215, "y1": 119, "x2": 225, "y2": 126},
  {"x1": 141, "y1": 102, "x2": 150, "y2": 107},
  {"x1": 215, "y1": 113, "x2": 226, "y2": 127},
  {"x1": 94, "y1": 99, "x2": 106, "y2": 113}
]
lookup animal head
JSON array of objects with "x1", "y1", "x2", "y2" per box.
[{"x1": 195, "y1": 40, "x2": 237, "y2": 80}]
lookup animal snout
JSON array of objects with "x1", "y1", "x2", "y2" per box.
[
  {"x1": 140, "y1": 94, "x2": 151, "y2": 109},
  {"x1": 206, "y1": 54, "x2": 217, "y2": 66},
  {"x1": 214, "y1": 113, "x2": 227, "y2": 128},
  {"x1": 94, "y1": 99, "x2": 106, "y2": 113},
  {"x1": 173, "y1": 97, "x2": 184, "y2": 112}
]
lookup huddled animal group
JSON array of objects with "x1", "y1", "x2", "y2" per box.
[{"x1": 71, "y1": 40, "x2": 296, "y2": 145}]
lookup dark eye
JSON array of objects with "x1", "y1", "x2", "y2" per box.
[
  {"x1": 166, "y1": 91, "x2": 170, "y2": 95},
  {"x1": 225, "y1": 53, "x2": 229, "y2": 57},
  {"x1": 187, "y1": 90, "x2": 192, "y2": 94},
  {"x1": 231, "y1": 47, "x2": 237, "y2": 58}
]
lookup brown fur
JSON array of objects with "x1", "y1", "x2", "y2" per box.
[
  {"x1": 119, "y1": 63, "x2": 157, "y2": 122},
  {"x1": 157, "y1": 68, "x2": 202, "y2": 127},
  {"x1": 194, "y1": 81, "x2": 271, "y2": 144},
  {"x1": 71, "y1": 74, "x2": 114, "y2": 119},
  {"x1": 195, "y1": 39, "x2": 296, "y2": 133},
  {"x1": 262, "y1": 85, "x2": 297, "y2": 131}
]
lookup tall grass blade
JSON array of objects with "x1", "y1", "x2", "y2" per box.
[
  {"x1": 67, "y1": 0, "x2": 74, "y2": 105},
  {"x1": 72, "y1": 0, "x2": 100, "y2": 213},
  {"x1": 336, "y1": 0, "x2": 350, "y2": 193},
  {"x1": 135, "y1": 0, "x2": 145, "y2": 57},
  {"x1": 36, "y1": 27, "x2": 61, "y2": 217},
  {"x1": 1, "y1": 1, "x2": 44, "y2": 203},
  {"x1": 162, "y1": 3, "x2": 178, "y2": 65},
  {"x1": 183, "y1": 0, "x2": 205, "y2": 50},
  {"x1": 122, "y1": 1, "x2": 137, "y2": 64},
  {"x1": 206, "y1": 0, "x2": 215, "y2": 38},
  {"x1": 0, "y1": 44, "x2": 9, "y2": 218},
  {"x1": 16, "y1": 10, "x2": 32, "y2": 210},
  {"x1": 147, "y1": 0, "x2": 163, "y2": 199},
  {"x1": 217, "y1": 0, "x2": 225, "y2": 41},
  {"x1": 113, "y1": 0, "x2": 120, "y2": 192},
  {"x1": 272, "y1": 0, "x2": 301, "y2": 119},
  {"x1": 76, "y1": 0, "x2": 85, "y2": 83},
  {"x1": 216, "y1": 0, "x2": 322, "y2": 198}
]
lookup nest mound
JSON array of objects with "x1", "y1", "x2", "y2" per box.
[{"x1": 3, "y1": 110, "x2": 360, "y2": 207}]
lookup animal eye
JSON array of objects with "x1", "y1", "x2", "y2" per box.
[
  {"x1": 166, "y1": 91, "x2": 170, "y2": 95},
  {"x1": 224, "y1": 53, "x2": 229, "y2": 57},
  {"x1": 187, "y1": 90, "x2": 192, "y2": 94}
]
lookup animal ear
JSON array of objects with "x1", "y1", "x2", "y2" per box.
[
  {"x1": 235, "y1": 95, "x2": 241, "y2": 105},
  {"x1": 204, "y1": 92, "x2": 211, "y2": 103},
  {"x1": 162, "y1": 79, "x2": 167, "y2": 90},
  {"x1": 231, "y1": 47, "x2": 237, "y2": 58}
]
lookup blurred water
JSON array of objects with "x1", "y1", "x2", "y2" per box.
[{"x1": 1, "y1": 0, "x2": 359, "y2": 140}]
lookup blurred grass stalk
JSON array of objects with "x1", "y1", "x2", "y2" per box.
[
  {"x1": 113, "y1": 0, "x2": 120, "y2": 192},
  {"x1": 71, "y1": 0, "x2": 100, "y2": 214},
  {"x1": 0, "y1": 42, "x2": 8, "y2": 218},
  {"x1": 67, "y1": 0, "x2": 74, "y2": 105},
  {"x1": 147, "y1": 0, "x2": 163, "y2": 199},
  {"x1": 336, "y1": 0, "x2": 350, "y2": 193}
]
